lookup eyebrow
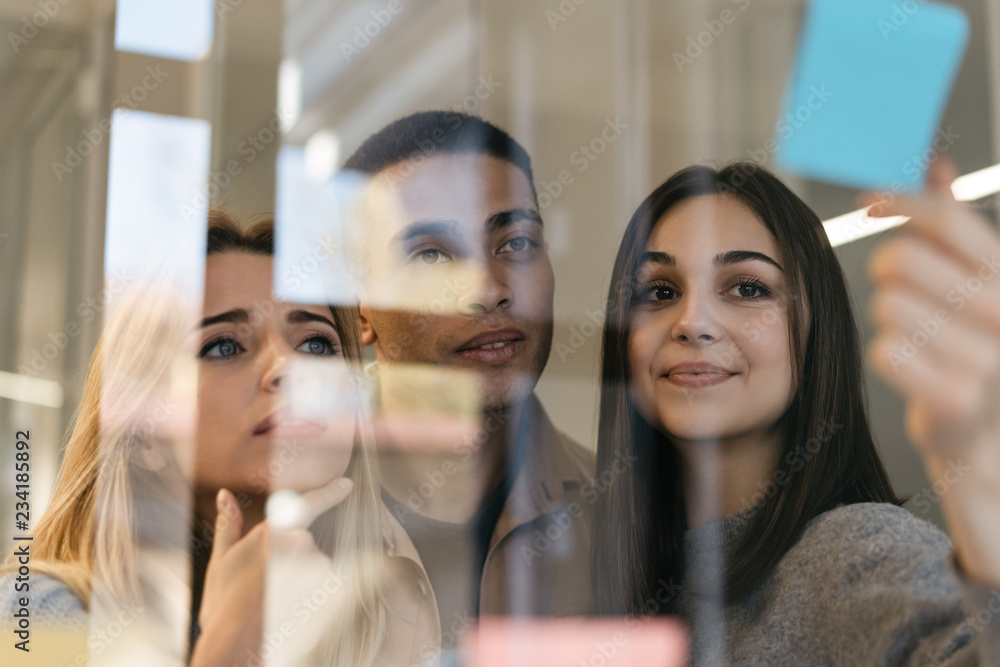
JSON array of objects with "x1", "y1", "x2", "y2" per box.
[
  {"x1": 639, "y1": 250, "x2": 783, "y2": 272},
  {"x1": 200, "y1": 309, "x2": 249, "y2": 328},
  {"x1": 485, "y1": 208, "x2": 543, "y2": 233},
  {"x1": 391, "y1": 208, "x2": 543, "y2": 246},
  {"x1": 715, "y1": 250, "x2": 783, "y2": 272},
  {"x1": 199, "y1": 308, "x2": 337, "y2": 331},
  {"x1": 286, "y1": 309, "x2": 337, "y2": 330},
  {"x1": 392, "y1": 220, "x2": 460, "y2": 245}
]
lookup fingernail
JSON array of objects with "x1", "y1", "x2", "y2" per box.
[
  {"x1": 216, "y1": 488, "x2": 229, "y2": 512},
  {"x1": 867, "y1": 203, "x2": 884, "y2": 217},
  {"x1": 337, "y1": 478, "x2": 352, "y2": 490}
]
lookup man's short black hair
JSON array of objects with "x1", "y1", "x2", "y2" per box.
[{"x1": 343, "y1": 110, "x2": 537, "y2": 200}]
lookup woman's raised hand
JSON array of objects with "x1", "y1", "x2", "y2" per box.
[
  {"x1": 865, "y1": 157, "x2": 1000, "y2": 586},
  {"x1": 190, "y1": 479, "x2": 354, "y2": 667}
]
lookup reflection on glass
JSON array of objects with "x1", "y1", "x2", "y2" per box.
[
  {"x1": 273, "y1": 145, "x2": 360, "y2": 306},
  {"x1": 114, "y1": 0, "x2": 214, "y2": 62},
  {"x1": 104, "y1": 109, "x2": 210, "y2": 308}
]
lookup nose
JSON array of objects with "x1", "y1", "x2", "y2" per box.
[
  {"x1": 457, "y1": 260, "x2": 512, "y2": 316},
  {"x1": 670, "y1": 291, "x2": 723, "y2": 345},
  {"x1": 259, "y1": 336, "x2": 290, "y2": 392}
]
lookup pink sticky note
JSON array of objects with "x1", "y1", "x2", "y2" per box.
[{"x1": 463, "y1": 617, "x2": 688, "y2": 667}]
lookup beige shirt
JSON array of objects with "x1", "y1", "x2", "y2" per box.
[{"x1": 376, "y1": 395, "x2": 596, "y2": 666}]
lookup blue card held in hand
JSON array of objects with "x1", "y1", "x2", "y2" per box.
[{"x1": 774, "y1": 0, "x2": 968, "y2": 191}]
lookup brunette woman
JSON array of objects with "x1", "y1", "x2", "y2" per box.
[{"x1": 591, "y1": 161, "x2": 999, "y2": 665}]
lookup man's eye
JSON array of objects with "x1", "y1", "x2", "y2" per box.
[
  {"x1": 412, "y1": 248, "x2": 449, "y2": 265},
  {"x1": 295, "y1": 336, "x2": 339, "y2": 356},
  {"x1": 499, "y1": 236, "x2": 536, "y2": 253},
  {"x1": 200, "y1": 337, "x2": 242, "y2": 359}
]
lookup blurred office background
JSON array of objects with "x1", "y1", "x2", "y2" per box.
[{"x1": 1, "y1": 0, "x2": 998, "y2": 530}]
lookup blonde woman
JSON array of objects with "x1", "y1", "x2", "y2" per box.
[{"x1": 2, "y1": 211, "x2": 430, "y2": 665}]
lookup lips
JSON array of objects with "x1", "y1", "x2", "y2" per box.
[
  {"x1": 663, "y1": 362, "x2": 737, "y2": 389},
  {"x1": 455, "y1": 328, "x2": 526, "y2": 365},
  {"x1": 253, "y1": 407, "x2": 327, "y2": 439}
]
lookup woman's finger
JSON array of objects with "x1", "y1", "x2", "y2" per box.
[
  {"x1": 860, "y1": 195, "x2": 1000, "y2": 274},
  {"x1": 868, "y1": 235, "x2": 972, "y2": 298},
  {"x1": 300, "y1": 476, "x2": 354, "y2": 526},
  {"x1": 869, "y1": 288, "x2": 1000, "y2": 378},
  {"x1": 209, "y1": 488, "x2": 244, "y2": 559},
  {"x1": 869, "y1": 235, "x2": 1000, "y2": 337},
  {"x1": 925, "y1": 156, "x2": 959, "y2": 199},
  {"x1": 869, "y1": 332, "x2": 985, "y2": 426},
  {"x1": 267, "y1": 477, "x2": 354, "y2": 532}
]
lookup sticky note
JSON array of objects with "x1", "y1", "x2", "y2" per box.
[
  {"x1": 464, "y1": 617, "x2": 688, "y2": 667},
  {"x1": 775, "y1": 0, "x2": 968, "y2": 191}
]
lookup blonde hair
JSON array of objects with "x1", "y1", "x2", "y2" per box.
[{"x1": 4, "y1": 209, "x2": 389, "y2": 665}]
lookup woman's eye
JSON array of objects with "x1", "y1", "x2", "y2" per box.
[
  {"x1": 499, "y1": 236, "x2": 536, "y2": 254},
  {"x1": 636, "y1": 284, "x2": 676, "y2": 303},
  {"x1": 412, "y1": 248, "x2": 449, "y2": 265},
  {"x1": 730, "y1": 280, "x2": 771, "y2": 299},
  {"x1": 200, "y1": 337, "x2": 242, "y2": 359},
  {"x1": 295, "y1": 336, "x2": 339, "y2": 356},
  {"x1": 655, "y1": 286, "x2": 675, "y2": 300}
]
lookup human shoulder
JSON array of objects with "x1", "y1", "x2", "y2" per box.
[
  {"x1": 790, "y1": 502, "x2": 954, "y2": 592},
  {"x1": 0, "y1": 571, "x2": 87, "y2": 630}
]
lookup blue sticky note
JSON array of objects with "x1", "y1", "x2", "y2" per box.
[{"x1": 775, "y1": 0, "x2": 968, "y2": 191}]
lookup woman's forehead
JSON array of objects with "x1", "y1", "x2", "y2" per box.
[{"x1": 646, "y1": 194, "x2": 780, "y2": 264}]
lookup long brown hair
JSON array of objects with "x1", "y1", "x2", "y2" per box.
[{"x1": 591, "y1": 162, "x2": 901, "y2": 613}]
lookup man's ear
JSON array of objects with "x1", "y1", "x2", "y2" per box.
[{"x1": 358, "y1": 305, "x2": 378, "y2": 346}]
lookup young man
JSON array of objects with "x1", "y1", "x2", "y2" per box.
[{"x1": 343, "y1": 111, "x2": 595, "y2": 662}]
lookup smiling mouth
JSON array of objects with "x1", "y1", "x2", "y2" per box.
[
  {"x1": 661, "y1": 362, "x2": 737, "y2": 389},
  {"x1": 455, "y1": 330, "x2": 526, "y2": 365},
  {"x1": 663, "y1": 371, "x2": 736, "y2": 389}
]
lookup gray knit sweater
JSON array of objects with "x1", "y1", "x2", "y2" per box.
[
  {"x1": 4, "y1": 504, "x2": 999, "y2": 665},
  {"x1": 678, "y1": 502, "x2": 1000, "y2": 666},
  {"x1": 0, "y1": 571, "x2": 86, "y2": 631}
]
